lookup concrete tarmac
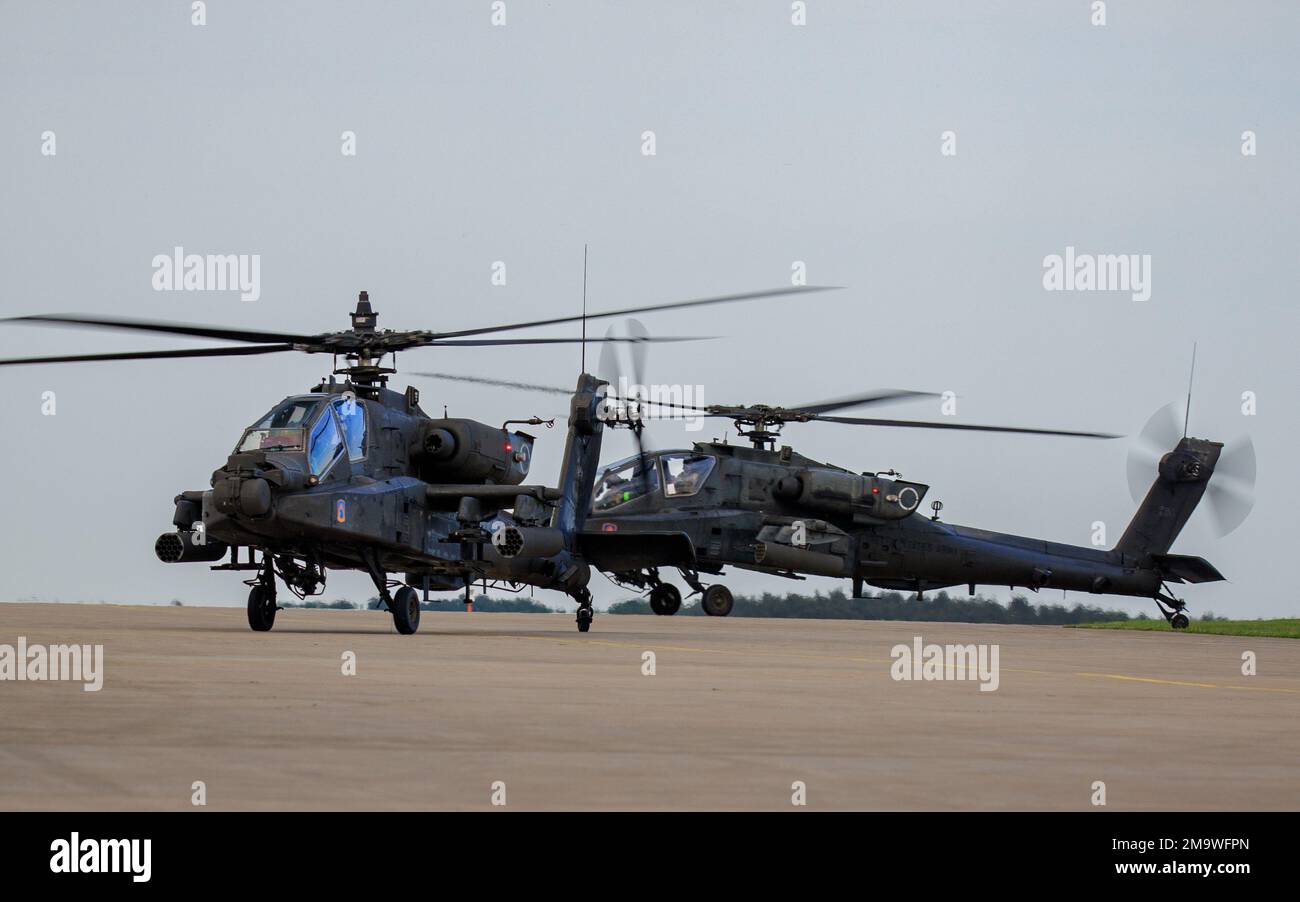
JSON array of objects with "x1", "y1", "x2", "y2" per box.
[{"x1": 1, "y1": 603, "x2": 1297, "y2": 810}]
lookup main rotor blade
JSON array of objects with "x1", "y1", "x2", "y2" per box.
[
  {"x1": 815, "y1": 414, "x2": 1120, "y2": 439},
  {"x1": 410, "y1": 370, "x2": 692, "y2": 408},
  {"x1": 425, "y1": 336, "x2": 702, "y2": 347},
  {"x1": 431, "y1": 285, "x2": 840, "y2": 340},
  {"x1": 788, "y1": 389, "x2": 941, "y2": 416},
  {"x1": 409, "y1": 372, "x2": 573, "y2": 396},
  {"x1": 0, "y1": 344, "x2": 295, "y2": 367},
  {"x1": 4, "y1": 314, "x2": 314, "y2": 345}
]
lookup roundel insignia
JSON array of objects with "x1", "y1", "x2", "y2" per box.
[
  {"x1": 601, "y1": 522, "x2": 618, "y2": 532},
  {"x1": 336, "y1": 499, "x2": 346, "y2": 523}
]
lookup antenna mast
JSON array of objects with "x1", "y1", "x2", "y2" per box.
[{"x1": 580, "y1": 244, "x2": 589, "y2": 374}]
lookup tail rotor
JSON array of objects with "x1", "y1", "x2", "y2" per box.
[
  {"x1": 1206, "y1": 436, "x2": 1256, "y2": 536},
  {"x1": 1127, "y1": 402, "x2": 1256, "y2": 537}
]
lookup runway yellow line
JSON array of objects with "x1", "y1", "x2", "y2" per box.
[
  {"x1": 1076, "y1": 671, "x2": 1300, "y2": 695},
  {"x1": 1076, "y1": 672, "x2": 1219, "y2": 689},
  {"x1": 483, "y1": 633, "x2": 1300, "y2": 696}
]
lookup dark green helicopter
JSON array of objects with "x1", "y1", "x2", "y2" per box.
[
  {"x1": 0, "y1": 287, "x2": 827, "y2": 634},
  {"x1": 418, "y1": 371, "x2": 1254, "y2": 628}
]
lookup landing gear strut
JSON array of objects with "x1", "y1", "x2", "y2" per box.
[
  {"x1": 246, "y1": 552, "x2": 278, "y2": 632},
  {"x1": 362, "y1": 548, "x2": 420, "y2": 635},
  {"x1": 1155, "y1": 587, "x2": 1191, "y2": 630},
  {"x1": 679, "y1": 568, "x2": 733, "y2": 617},
  {"x1": 630, "y1": 567, "x2": 682, "y2": 616},
  {"x1": 571, "y1": 587, "x2": 594, "y2": 633}
]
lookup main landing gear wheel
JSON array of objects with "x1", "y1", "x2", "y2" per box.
[
  {"x1": 649, "y1": 584, "x2": 681, "y2": 616},
  {"x1": 1155, "y1": 588, "x2": 1191, "y2": 631},
  {"x1": 391, "y1": 585, "x2": 421, "y2": 635},
  {"x1": 701, "y1": 584, "x2": 733, "y2": 617},
  {"x1": 572, "y1": 587, "x2": 594, "y2": 633},
  {"x1": 247, "y1": 584, "x2": 276, "y2": 632}
]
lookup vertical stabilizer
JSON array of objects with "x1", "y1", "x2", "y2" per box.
[
  {"x1": 550, "y1": 373, "x2": 607, "y2": 545},
  {"x1": 1116, "y1": 436, "x2": 1222, "y2": 557}
]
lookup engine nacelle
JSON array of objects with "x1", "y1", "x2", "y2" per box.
[
  {"x1": 772, "y1": 470, "x2": 929, "y2": 522},
  {"x1": 414, "y1": 418, "x2": 533, "y2": 485}
]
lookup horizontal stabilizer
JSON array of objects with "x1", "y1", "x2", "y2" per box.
[
  {"x1": 577, "y1": 531, "x2": 696, "y2": 571},
  {"x1": 1150, "y1": 553, "x2": 1225, "y2": 584}
]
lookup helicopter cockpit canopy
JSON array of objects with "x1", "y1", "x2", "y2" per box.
[
  {"x1": 235, "y1": 394, "x2": 367, "y2": 472},
  {"x1": 236, "y1": 396, "x2": 324, "y2": 454},
  {"x1": 592, "y1": 451, "x2": 717, "y2": 512}
]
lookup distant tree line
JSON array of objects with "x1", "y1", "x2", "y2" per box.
[
  {"x1": 608, "y1": 589, "x2": 1148, "y2": 625},
  {"x1": 298, "y1": 588, "x2": 1182, "y2": 625},
  {"x1": 281, "y1": 599, "x2": 359, "y2": 610},
  {"x1": 363, "y1": 595, "x2": 555, "y2": 613}
]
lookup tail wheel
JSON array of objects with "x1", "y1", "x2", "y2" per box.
[
  {"x1": 247, "y1": 585, "x2": 276, "y2": 632},
  {"x1": 701, "y1": 584, "x2": 733, "y2": 617},
  {"x1": 648, "y1": 584, "x2": 681, "y2": 616},
  {"x1": 392, "y1": 586, "x2": 421, "y2": 635}
]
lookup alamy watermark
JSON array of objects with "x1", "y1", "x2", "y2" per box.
[
  {"x1": 151, "y1": 246, "x2": 261, "y2": 301},
  {"x1": 1, "y1": 637, "x2": 103, "y2": 691},
  {"x1": 50, "y1": 833, "x2": 150, "y2": 882},
  {"x1": 1042, "y1": 246, "x2": 1151, "y2": 302},
  {"x1": 890, "y1": 636, "x2": 999, "y2": 691},
  {"x1": 599, "y1": 378, "x2": 706, "y2": 431}
]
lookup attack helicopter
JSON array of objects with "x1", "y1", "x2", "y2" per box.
[
  {"x1": 0, "y1": 286, "x2": 828, "y2": 634},
  {"x1": 419, "y1": 370, "x2": 1247, "y2": 628}
]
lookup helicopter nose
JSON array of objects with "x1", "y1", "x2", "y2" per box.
[
  {"x1": 239, "y1": 478, "x2": 273, "y2": 516},
  {"x1": 214, "y1": 474, "x2": 274, "y2": 518}
]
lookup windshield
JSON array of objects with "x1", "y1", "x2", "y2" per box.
[
  {"x1": 662, "y1": 452, "x2": 715, "y2": 497},
  {"x1": 236, "y1": 397, "x2": 324, "y2": 453},
  {"x1": 308, "y1": 407, "x2": 345, "y2": 475},
  {"x1": 332, "y1": 396, "x2": 367, "y2": 460},
  {"x1": 593, "y1": 456, "x2": 660, "y2": 512}
]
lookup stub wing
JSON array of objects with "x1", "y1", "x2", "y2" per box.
[
  {"x1": 424, "y1": 484, "x2": 560, "y2": 508},
  {"x1": 576, "y1": 531, "x2": 697, "y2": 572}
]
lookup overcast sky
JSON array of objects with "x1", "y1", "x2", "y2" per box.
[{"x1": 1, "y1": 1, "x2": 1295, "y2": 617}]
